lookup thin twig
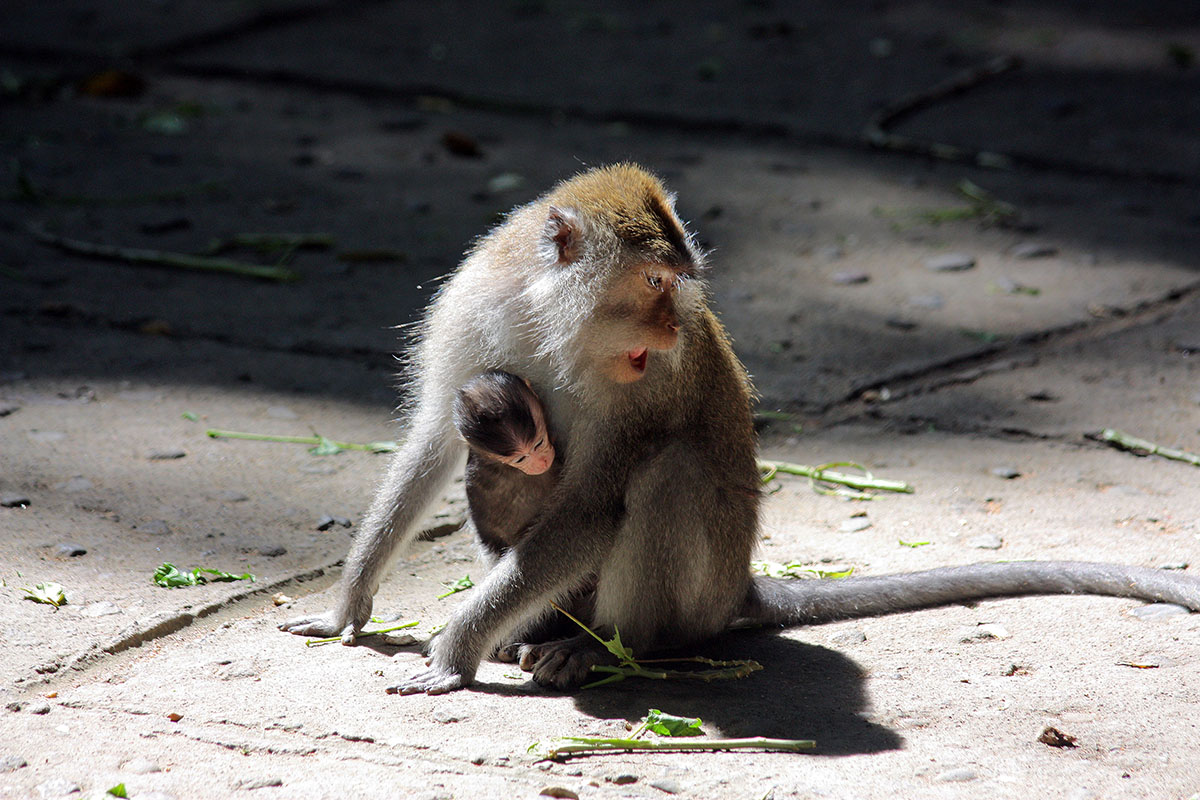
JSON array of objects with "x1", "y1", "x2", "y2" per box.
[
  {"x1": 205, "y1": 428, "x2": 397, "y2": 453},
  {"x1": 758, "y1": 459, "x2": 914, "y2": 494},
  {"x1": 305, "y1": 621, "x2": 419, "y2": 647},
  {"x1": 546, "y1": 736, "x2": 815, "y2": 760},
  {"x1": 865, "y1": 55, "x2": 1019, "y2": 169},
  {"x1": 27, "y1": 223, "x2": 299, "y2": 282},
  {"x1": 1088, "y1": 429, "x2": 1200, "y2": 468}
]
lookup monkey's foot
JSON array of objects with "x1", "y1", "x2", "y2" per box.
[
  {"x1": 516, "y1": 635, "x2": 615, "y2": 690},
  {"x1": 387, "y1": 666, "x2": 469, "y2": 696},
  {"x1": 278, "y1": 612, "x2": 358, "y2": 644}
]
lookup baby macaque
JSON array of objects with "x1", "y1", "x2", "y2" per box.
[{"x1": 452, "y1": 370, "x2": 559, "y2": 560}]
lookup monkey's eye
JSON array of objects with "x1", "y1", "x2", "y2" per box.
[
  {"x1": 643, "y1": 271, "x2": 665, "y2": 291},
  {"x1": 513, "y1": 455, "x2": 526, "y2": 465},
  {"x1": 534, "y1": 438, "x2": 546, "y2": 450}
]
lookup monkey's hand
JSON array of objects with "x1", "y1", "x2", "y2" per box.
[
  {"x1": 387, "y1": 664, "x2": 470, "y2": 696},
  {"x1": 278, "y1": 611, "x2": 360, "y2": 644}
]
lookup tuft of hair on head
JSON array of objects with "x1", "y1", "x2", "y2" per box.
[
  {"x1": 544, "y1": 163, "x2": 701, "y2": 271},
  {"x1": 453, "y1": 371, "x2": 542, "y2": 458}
]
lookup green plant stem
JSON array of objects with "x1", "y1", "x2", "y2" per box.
[
  {"x1": 546, "y1": 736, "x2": 815, "y2": 760},
  {"x1": 1093, "y1": 429, "x2": 1200, "y2": 467},
  {"x1": 305, "y1": 621, "x2": 419, "y2": 647},
  {"x1": 28, "y1": 223, "x2": 298, "y2": 282},
  {"x1": 757, "y1": 459, "x2": 913, "y2": 493},
  {"x1": 205, "y1": 429, "x2": 397, "y2": 453}
]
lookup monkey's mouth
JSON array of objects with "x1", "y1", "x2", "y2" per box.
[{"x1": 627, "y1": 347, "x2": 648, "y2": 376}]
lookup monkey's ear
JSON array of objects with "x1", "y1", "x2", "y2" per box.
[{"x1": 544, "y1": 206, "x2": 581, "y2": 265}]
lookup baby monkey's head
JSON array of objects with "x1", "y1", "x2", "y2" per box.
[{"x1": 453, "y1": 371, "x2": 555, "y2": 476}]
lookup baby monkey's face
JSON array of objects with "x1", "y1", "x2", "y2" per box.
[{"x1": 495, "y1": 401, "x2": 554, "y2": 476}]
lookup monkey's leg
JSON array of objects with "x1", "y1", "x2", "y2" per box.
[
  {"x1": 280, "y1": 408, "x2": 464, "y2": 641},
  {"x1": 520, "y1": 443, "x2": 757, "y2": 688},
  {"x1": 742, "y1": 561, "x2": 1200, "y2": 625},
  {"x1": 391, "y1": 502, "x2": 618, "y2": 694}
]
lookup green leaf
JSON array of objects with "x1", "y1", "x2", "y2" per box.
[
  {"x1": 153, "y1": 562, "x2": 255, "y2": 588},
  {"x1": 437, "y1": 575, "x2": 474, "y2": 599},
  {"x1": 154, "y1": 562, "x2": 201, "y2": 587},
  {"x1": 307, "y1": 435, "x2": 342, "y2": 456},
  {"x1": 751, "y1": 560, "x2": 854, "y2": 580},
  {"x1": 644, "y1": 709, "x2": 703, "y2": 737},
  {"x1": 23, "y1": 581, "x2": 66, "y2": 609},
  {"x1": 195, "y1": 566, "x2": 256, "y2": 583},
  {"x1": 107, "y1": 784, "x2": 128, "y2": 798},
  {"x1": 899, "y1": 539, "x2": 931, "y2": 548}
]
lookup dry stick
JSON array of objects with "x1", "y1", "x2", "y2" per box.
[
  {"x1": 1089, "y1": 429, "x2": 1200, "y2": 468},
  {"x1": 27, "y1": 223, "x2": 299, "y2": 282},
  {"x1": 864, "y1": 55, "x2": 1020, "y2": 168}
]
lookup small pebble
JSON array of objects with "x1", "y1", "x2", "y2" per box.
[
  {"x1": 1157, "y1": 562, "x2": 1189, "y2": 571},
  {"x1": 933, "y1": 768, "x2": 978, "y2": 782},
  {"x1": 138, "y1": 519, "x2": 172, "y2": 536},
  {"x1": 840, "y1": 518, "x2": 872, "y2": 533},
  {"x1": 379, "y1": 632, "x2": 417, "y2": 646},
  {"x1": 432, "y1": 707, "x2": 467, "y2": 724},
  {"x1": 1, "y1": 493, "x2": 31, "y2": 508},
  {"x1": 79, "y1": 601, "x2": 122, "y2": 618},
  {"x1": 258, "y1": 545, "x2": 287, "y2": 557},
  {"x1": 1129, "y1": 603, "x2": 1189, "y2": 621},
  {"x1": 925, "y1": 252, "x2": 976, "y2": 272},
  {"x1": 830, "y1": 270, "x2": 869, "y2": 285},
  {"x1": 316, "y1": 515, "x2": 353, "y2": 531},
  {"x1": 885, "y1": 317, "x2": 918, "y2": 331},
  {"x1": 55, "y1": 543, "x2": 87, "y2": 557},
  {"x1": 976, "y1": 623, "x2": 1011, "y2": 640},
  {"x1": 235, "y1": 777, "x2": 283, "y2": 790},
  {"x1": 272, "y1": 593, "x2": 294, "y2": 606},
  {"x1": 1011, "y1": 242, "x2": 1058, "y2": 259},
  {"x1": 649, "y1": 779, "x2": 683, "y2": 795},
  {"x1": 539, "y1": 788, "x2": 579, "y2": 800},
  {"x1": 990, "y1": 466, "x2": 1021, "y2": 479},
  {"x1": 29, "y1": 703, "x2": 51, "y2": 715},
  {"x1": 34, "y1": 778, "x2": 81, "y2": 798},
  {"x1": 5, "y1": 702, "x2": 21, "y2": 712},
  {"x1": 148, "y1": 448, "x2": 187, "y2": 460},
  {"x1": 0, "y1": 754, "x2": 27, "y2": 772},
  {"x1": 967, "y1": 534, "x2": 1003, "y2": 550},
  {"x1": 611, "y1": 774, "x2": 638, "y2": 786},
  {"x1": 831, "y1": 629, "x2": 867, "y2": 645}
]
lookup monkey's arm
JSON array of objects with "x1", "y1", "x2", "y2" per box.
[
  {"x1": 280, "y1": 405, "x2": 465, "y2": 641},
  {"x1": 743, "y1": 561, "x2": 1200, "y2": 625},
  {"x1": 393, "y1": 490, "x2": 621, "y2": 694}
]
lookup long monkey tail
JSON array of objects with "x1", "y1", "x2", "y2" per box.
[{"x1": 741, "y1": 561, "x2": 1200, "y2": 626}]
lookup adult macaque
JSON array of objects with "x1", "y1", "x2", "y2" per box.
[{"x1": 282, "y1": 164, "x2": 1200, "y2": 693}]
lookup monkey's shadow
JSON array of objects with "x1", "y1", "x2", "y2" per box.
[{"x1": 567, "y1": 630, "x2": 900, "y2": 755}]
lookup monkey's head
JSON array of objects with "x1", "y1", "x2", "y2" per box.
[
  {"x1": 454, "y1": 371, "x2": 555, "y2": 476},
  {"x1": 531, "y1": 164, "x2": 705, "y2": 386}
]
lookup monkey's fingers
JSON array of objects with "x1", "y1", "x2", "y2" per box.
[
  {"x1": 386, "y1": 667, "x2": 467, "y2": 695},
  {"x1": 277, "y1": 611, "x2": 351, "y2": 639}
]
